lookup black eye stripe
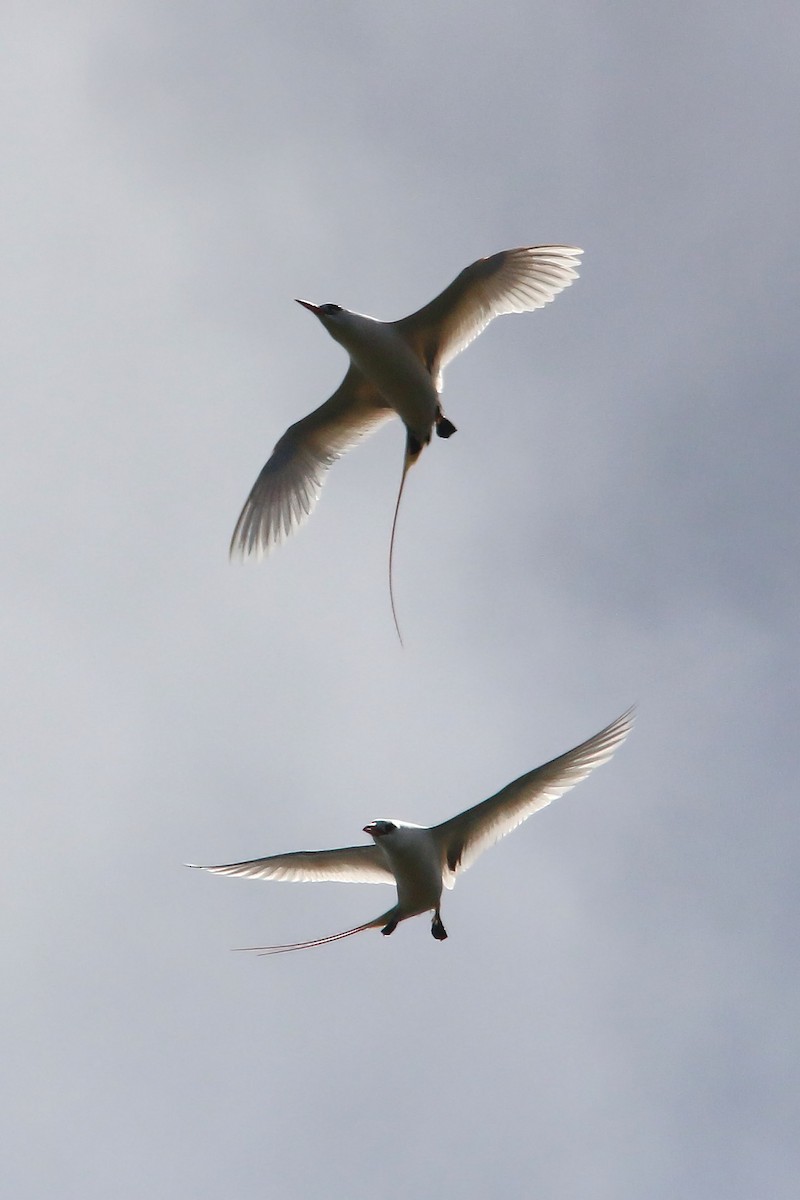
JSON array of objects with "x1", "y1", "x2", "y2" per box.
[{"x1": 320, "y1": 303, "x2": 341, "y2": 316}]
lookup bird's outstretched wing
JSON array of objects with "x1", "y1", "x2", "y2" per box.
[
  {"x1": 230, "y1": 366, "x2": 393, "y2": 558},
  {"x1": 187, "y1": 843, "x2": 394, "y2": 884},
  {"x1": 395, "y1": 245, "x2": 582, "y2": 388},
  {"x1": 433, "y1": 708, "x2": 634, "y2": 886}
]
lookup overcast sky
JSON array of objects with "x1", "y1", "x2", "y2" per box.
[{"x1": 4, "y1": 2, "x2": 799, "y2": 1197}]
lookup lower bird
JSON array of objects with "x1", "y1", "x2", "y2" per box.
[
  {"x1": 189, "y1": 708, "x2": 632, "y2": 954},
  {"x1": 229, "y1": 244, "x2": 582, "y2": 640}
]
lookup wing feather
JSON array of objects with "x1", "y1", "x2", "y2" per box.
[
  {"x1": 188, "y1": 843, "x2": 394, "y2": 885},
  {"x1": 434, "y1": 708, "x2": 634, "y2": 886},
  {"x1": 230, "y1": 366, "x2": 393, "y2": 557},
  {"x1": 395, "y1": 245, "x2": 582, "y2": 388}
]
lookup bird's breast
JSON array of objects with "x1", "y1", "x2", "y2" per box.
[
  {"x1": 343, "y1": 321, "x2": 439, "y2": 442},
  {"x1": 381, "y1": 833, "x2": 444, "y2": 915}
]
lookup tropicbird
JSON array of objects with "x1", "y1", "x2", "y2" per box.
[
  {"x1": 189, "y1": 707, "x2": 632, "y2": 954},
  {"x1": 229, "y1": 245, "x2": 582, "y2": 639}
]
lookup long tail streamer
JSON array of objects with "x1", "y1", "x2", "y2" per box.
[
  {"x1": 233, "y1": 911, "x2": 392, "y2": 956},
  {"x1": 388, "y1": 433, "x2": 422, "y2": 647}
]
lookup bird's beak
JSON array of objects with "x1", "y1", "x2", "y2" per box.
[
  {"x1": 295, "y1": 299, "x2": 322, "y2": 315},
  {"x1": 363, "y1": 823, "x2": 378, "y2": 837}
]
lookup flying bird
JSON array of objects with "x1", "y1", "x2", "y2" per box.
[
  {"x1": 189, "y1": 707, "x2": 632, "y2": 955},
  {"x1": 229, "y1": 244, "x2": 583, "y2": 639}
]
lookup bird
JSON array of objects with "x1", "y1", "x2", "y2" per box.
[
  {"x1": 229, "y1": 244, "x2": 583, "y2": 640},
  {"x1": 188, "y1": 707, "x2": 632, "y2": 954}
]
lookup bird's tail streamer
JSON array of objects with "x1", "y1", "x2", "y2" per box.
[
  {"x1": 388, "y1": 431, "x2": 423, "y2": 647},
  {"x1": 233, "y1": 909, "x2": 396, "y2": 956}
]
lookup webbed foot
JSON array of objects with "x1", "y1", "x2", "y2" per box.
[{"x1": 431, "y1": 913, "x2": 448, "y2": 941}]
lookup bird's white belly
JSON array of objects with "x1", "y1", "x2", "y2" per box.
[
  {"x1": 349, "y1": 330, "x2": 439, "y2": 441},
  {"x1": 383, "y1": 837, "x2": 443, "y2": 916}
]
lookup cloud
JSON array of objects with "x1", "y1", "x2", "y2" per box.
[{"x1": 4, "y1": 3, "x2": 798, "y2": 1197}]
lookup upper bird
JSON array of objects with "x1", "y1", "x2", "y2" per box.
[
  {"x1": 189, "y1": 707, "x2": 632, "y2": 955},
  {"x1": 229, "y1": 245, "x2": 582, "y2": 637}
]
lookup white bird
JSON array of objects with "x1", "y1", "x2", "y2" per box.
[
  {"x1": 230, "y1": 245, "x2": 582, "y2": 639},
  {"x1": 189, "y1": 707, "x2": 632, "y2": 954}
]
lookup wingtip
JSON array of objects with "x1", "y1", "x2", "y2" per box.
[
  {"x1": 228, "y1": 522, "x2": 263, "y2": 562},
  {"x1": 595, "y1": 706, "x2": 636, "y2": 753},
  {"x1": 229, "y1": 532, "x2": 277, "y2": 563},
  {"x1": 604, "y1": 705, "x2": 636, "y2": 735}
]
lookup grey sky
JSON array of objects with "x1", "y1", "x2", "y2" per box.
[{"x1": 4, "y1": 2, "x2": 798, "y2": 1197}]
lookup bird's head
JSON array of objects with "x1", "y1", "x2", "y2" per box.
[
  {"x1": 295, "y1": 299, "x2": 345, "y2": 326},
  {"x1": 295, "y1": 299, "x2": 377, "y2": 353},
  {"x1": 363, "y1": 820, "x2": 398, "y2": 840}
]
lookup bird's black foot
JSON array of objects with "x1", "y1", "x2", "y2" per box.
[
  {"x1": 436, "y1": 415, "x2": 457, "y2": 439},
  {"x1": 431, "y1": 913, "x2": 448, "y2": 941},
  {"x1": 381, "y1": 918, "x2": 399, "y2": 937}
]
